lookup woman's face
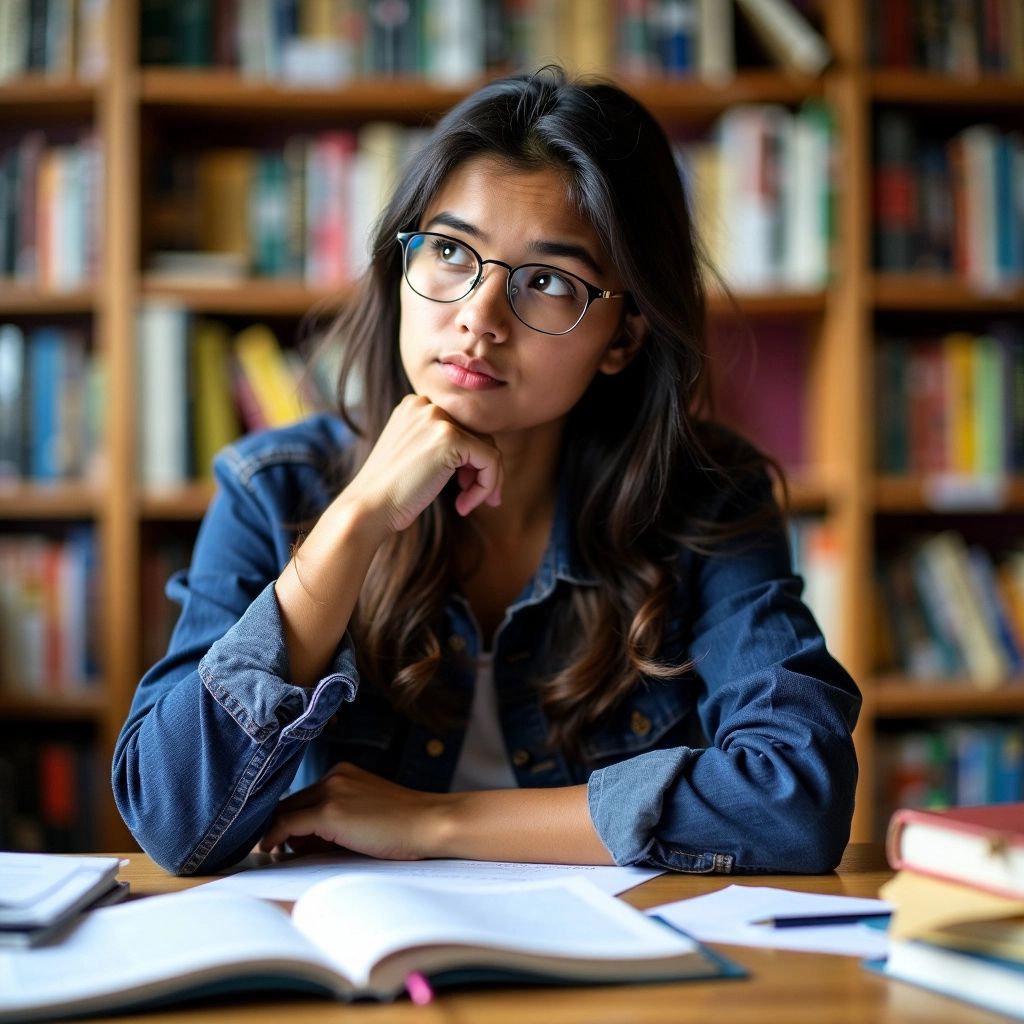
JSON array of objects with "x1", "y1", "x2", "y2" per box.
[{"x1": 398, "y1": 155, "x2": 640, "y2": 443}]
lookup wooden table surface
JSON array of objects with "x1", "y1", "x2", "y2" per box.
[{"x1": 86, "y1": 843, "x2": 1012, "y2": 1024}]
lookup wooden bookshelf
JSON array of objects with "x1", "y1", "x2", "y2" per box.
[
  {"x1": 1, "y1": 0, "x2": 1022, "y2": 852},
  {"x1": 871, "y1": 680, "x2": 1024, "y2": 718},
  {"x1": 872, "y1": 274, "x2": 1024, "y2": 312},
  {"x1": 0, "y1": 285, "x2": 97, "y2": 315},
  {"x1": 0, "y1": 691, "x2": 106, "y2": 723},
  {"x1": 0, "y1": 483, "x2": 102, "y2": 518}
]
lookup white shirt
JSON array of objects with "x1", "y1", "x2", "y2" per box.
[{"x1": 449, "y1": 652, "x2": 519, "y2": 792}]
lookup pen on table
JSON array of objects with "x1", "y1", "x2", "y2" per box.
[
  {"x1": 405, "y1": 971, "x2": 434, "y2": 1005},
  {"x1": 752, "y1": 912, "x2": 892, "y2": 929}
]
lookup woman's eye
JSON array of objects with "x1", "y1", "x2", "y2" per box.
[
  {"x1": 433, "y1": 239, "x2": 474, "y2": 268},
  {"x1": 531, "y1": 270, "x2": 576, "y2": 298}
]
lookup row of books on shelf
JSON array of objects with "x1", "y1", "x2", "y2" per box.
[
  {"x1": 0, "y1": 530, "x2": 99, "y2": 694},
  {"x1": 139, "y1": 0, "x2": 831, "y2": 85},
  {"x1": 137, "y1": 305, "x2": 337, "y2": 486},
  {"x1": 679, "y1": 100, "x2": 833, "y2": 291},
  {"x1": 877, "y1": 723, "x2": 1023, "y2": 826},
  {"x1": 148, "y1": 99, "x2": 834, "y2": 294},
  {"x1": 149, "y1": 124, "x2": 428, "y2": 287},
  {"x1": 874, "y1": 325, "x2": 1024, "y2": 476},
  {"x1": 880, "y1": 801, "x2": 1024, "y2": 1018},
  {"x1": 875, "y1": 116, "x2": 1024, "y2": 286},
  {"x1": 0, "y1": 0, "x2": 107, "y2": 82},
  {"x1": 877, "y1": 532, "x2": 1024, "y2": 687},
  {"x1": 0, "y1": 732, "x2": 96, "y2": 852},
  {"x1": 0, "y1": 324, "x2": 104, "y2": 483},
  {"x1": 867, "y1": 0, "x2": 1024, "y2": 77},
  {"x1": 0, "y1": 132, "x2": 102, "y2": 290}
]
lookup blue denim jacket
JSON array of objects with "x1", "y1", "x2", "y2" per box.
[{"x1": 112, "y1": 413, "x2": 861, "y2": 876}]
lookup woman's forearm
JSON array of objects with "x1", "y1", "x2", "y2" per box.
[
  {"x1": 432, "y1": 785, "x2": 615, "y2": 865},
  {"x1": 274, "y1": 500, "x2": 385, "y2": 687}
]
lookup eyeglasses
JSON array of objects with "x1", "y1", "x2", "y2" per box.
[{"x1": 395, "y1": 231, "x2": 628, "y2": 336}]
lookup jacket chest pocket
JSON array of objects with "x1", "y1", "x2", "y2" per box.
[{"x1": 579, "y1": 681, "x2": 703, "y2": 768}]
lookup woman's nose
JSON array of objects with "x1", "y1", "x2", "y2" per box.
[{"x1": 453, "y1": 265, "x2": 513, "y2": 343}]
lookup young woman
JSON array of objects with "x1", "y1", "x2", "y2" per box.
[{"x1": 113, "y1": 69, "x2": 860, "y2": 876}]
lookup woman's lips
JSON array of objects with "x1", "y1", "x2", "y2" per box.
[{"x1": 438, "y1": 360, "x2": 506, "y2": 390}]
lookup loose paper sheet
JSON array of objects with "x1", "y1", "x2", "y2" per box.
[
  {"x1": 198, "y1": 852, "x2": 662, "y2": 901},
  {"x1": 647, "y1": 884, "x2": 892, "y2": 958}
]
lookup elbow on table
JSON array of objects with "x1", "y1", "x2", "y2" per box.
[
  {"x1": 111, "y1": 738, "x2": 253, "y2": 877},
  {"x1": 756, "y1": 775, "x2": 856, "y2": 874}
]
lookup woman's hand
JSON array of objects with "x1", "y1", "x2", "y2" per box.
[
  {"x1": 258, "y1": 763, "x2": 451, "y2": 861},
  {"x1": 341, "y1": 394, "x2": 504, "y2": 534}
]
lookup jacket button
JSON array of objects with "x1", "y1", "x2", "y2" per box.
[
  {"x1": 425, "y1": 738, "x2": 445, "y2": 757},
  {"x1": 512, "y1": 749, "x2": 531, "y2": 768},
  {"x1": 631, "y1": 711, "x2": 652, "y2": 736},
  {"x1": 447, "y1": 635, "x2": 466, "y2": 653}
]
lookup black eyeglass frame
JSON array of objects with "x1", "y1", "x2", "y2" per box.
[{"x1": 395, "y1": 231, "x2": 629, "y2": 336}]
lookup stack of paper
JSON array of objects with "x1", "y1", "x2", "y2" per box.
[{"x1": 0, "y1": 853, "x2": 126, "y2": 947}]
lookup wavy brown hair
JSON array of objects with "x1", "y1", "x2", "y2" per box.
[{"x1": 324, "y1": 68, "x2": 784, "y2": 756}]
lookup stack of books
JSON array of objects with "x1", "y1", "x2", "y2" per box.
[
  {"x1": 877, "y1": 803, "x2": 1024, "y2": 1019},
  {"x1": 0, "y1": 853, "x2": 126, "y2": 947}
]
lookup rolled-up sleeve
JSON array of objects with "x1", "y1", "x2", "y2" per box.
[
  {"x1": 588, "y1": 477, "x2": 861, "y2": 874},
  {"x1": 112, "y1": 440, "x2": 359, "y2": 875}
]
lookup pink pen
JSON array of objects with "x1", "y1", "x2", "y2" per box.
[{"x1": 405, "y1": 971, "x2": 434, "y2": 1005}]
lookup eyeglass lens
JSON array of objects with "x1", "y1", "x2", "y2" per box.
[{"x1": 403, "y1": 233, "x2": 588, "y2": 334}]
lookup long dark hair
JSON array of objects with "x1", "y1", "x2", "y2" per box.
[{"x1": 326, "y1": 68, "x2": 782, "y2": 754}]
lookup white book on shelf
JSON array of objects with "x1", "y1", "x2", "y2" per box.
[
  {"x1": 137, "y1": 303, "x2": 189, "y2": 488},
  {"x1": 734, "y1": 0, "x2": 831, "y2": 75},
  {"x1": 960, "y1": 125, "x2": 1001, "y2": 291},
  {"x1": 697, "y1": 0, "x2": 735, "y2": 81},
  {"x1": 424, "y1": 0, "x2": 485, "y2": 84},
  {"x1": 785, "y1": 102, "x2": 831, "y2": 289}
]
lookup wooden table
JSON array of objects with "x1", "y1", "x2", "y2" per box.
[{"x1": 89, "y1": 843, "x2": 1011, "y2": 1024}]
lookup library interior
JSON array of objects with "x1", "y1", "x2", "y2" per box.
[{"x1": 1, "y1": 1, "x2": 1023, "y2": 1018}]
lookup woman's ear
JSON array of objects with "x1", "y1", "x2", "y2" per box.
[{"x1": 598, "y1": 308, "x2": 649, "y2": 376}]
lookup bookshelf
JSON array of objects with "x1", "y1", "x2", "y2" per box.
[{"x1": 0, "y1": 0, "x2": 1021, "y2": 851}]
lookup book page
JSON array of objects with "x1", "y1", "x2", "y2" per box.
[
  {"x1": 0, "y1": 890, "x2": 336, "y2": 1019},
  {"x1": 292, "y1": 875, "x2": 696, "y2": 989},
  {"x1": 200, "y1": 851, "x2": 661, "y2": 901}
]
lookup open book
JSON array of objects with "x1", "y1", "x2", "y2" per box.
[{"x1": 0, "y1": 875, "x2": 740, "y2": 1020}]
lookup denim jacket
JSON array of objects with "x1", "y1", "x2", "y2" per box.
[{"x1": 112, "y1": 413, "x2": 861, "y2": 876}]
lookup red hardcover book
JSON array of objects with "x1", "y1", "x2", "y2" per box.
[{"x1": 887, "y1": 803, "x2": 1024, "y2": 898}]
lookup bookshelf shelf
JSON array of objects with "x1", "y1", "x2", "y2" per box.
[
  {"x1": 0, "y1": 691, "x2": 105, "y2": 722},
  {"x1": 139, "y1": 70, "x2": 473, "y2": 120},
  {"x1": 0, "y1": 77, "x2": 97, "y2": 117},
  {"x1": 874, "y1": 475, "x2": 1024, "y2": 513},
  {"x1": 872, "y1": 274, "x2": 1024, "y2": 312},
  {"x1": 625, "y1": 73, "x2": 823, "y2": 117},
  {"x1": 0, "y1": 483, "x2": 102, "y2": 518},
  {"x1": 0, "y1": 285, "x2": 97, "y2": 315},
  {"x1": 139, "y1": 483, "x2": 216, "y2": 520},
  {"x1": 871, "y1": 680, "x2": 1024, "y2": 717},
  {"x1": 707, "y1": 290, "x2": 827, "y2": 317},
  {"x1": 138, "y1": 69, "x2": 823, "y2": 122},
  {"x1": 141, "y1": 280, "x2": 349, "y2": 316},
  {"x1": 869, "y1": 71, "x2": 1024, "y2": 106}
]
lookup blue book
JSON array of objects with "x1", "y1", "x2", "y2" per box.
[
  {"x1": 995, "y1": 135, "x2": 1022, "y2": 279},
  {"x1": 0, "y1": 323, "x2": 25, "y2": 478},
  {"x1": 870, "y1": 937, "x2": 1024, "y2": 1021},
  {"x1": 28, "y1": 327, "x2": 64, "y2": 481}
]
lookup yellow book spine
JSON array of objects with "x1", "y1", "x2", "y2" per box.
[
  {"x1": 191, "y1": 320, "x2": 241, "y2": 479},
  {"x1": 233, "y1": 325, "x2": 305, "y2": 428},
  {"x1": 942, "y1": 332, "x2": 976, "y2": 473}
]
